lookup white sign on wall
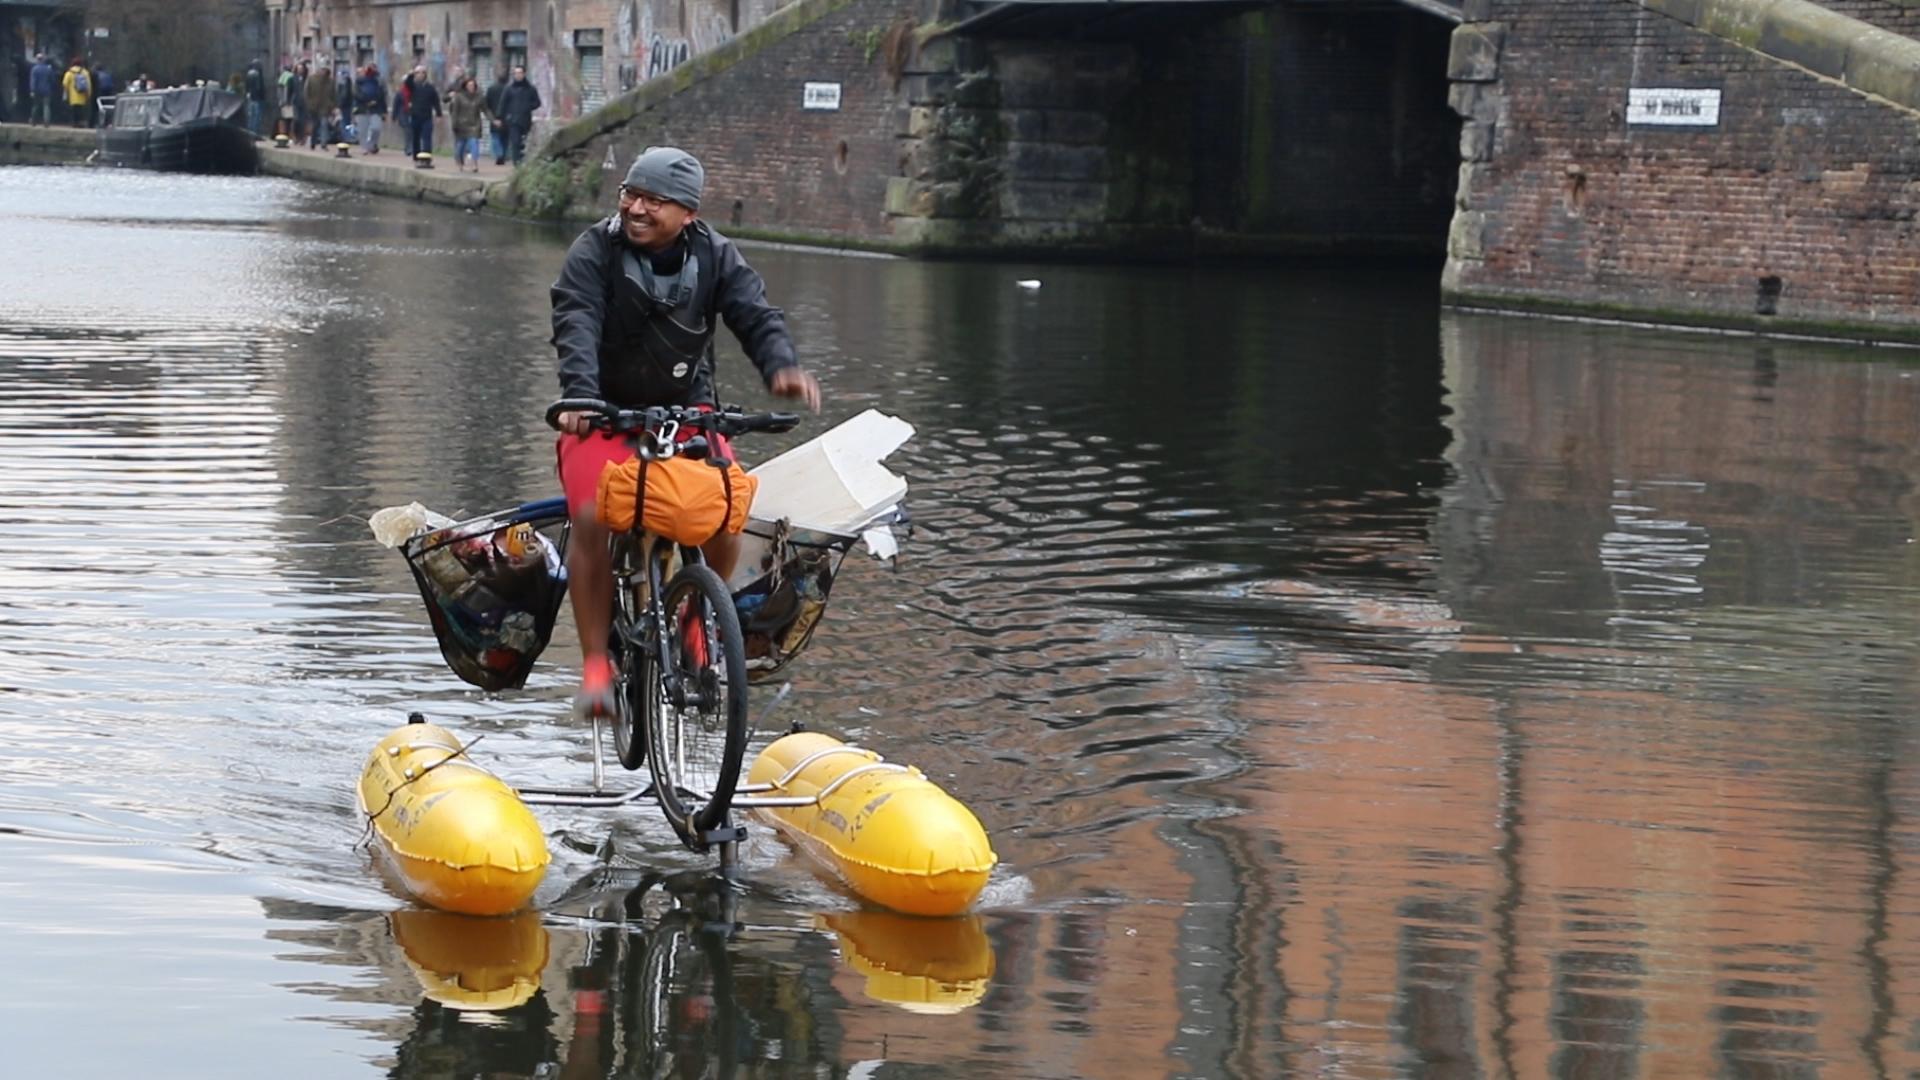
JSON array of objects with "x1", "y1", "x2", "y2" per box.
[
  {"x1": 803, "y1": 82, "x2": 842, "y2": 111},
  {"x1": 1628, "y1": 87, "x2": 1721, "y2": 127}
]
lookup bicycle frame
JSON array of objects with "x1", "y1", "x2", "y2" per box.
[{"x1": 519, "y1": 503, "x2": 754, "y2": 863}]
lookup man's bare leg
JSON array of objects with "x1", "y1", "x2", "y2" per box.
[
  {"x1": 700, "y1": 530, "x2": 741, "y2": 583},
  {"x1": 567, "y1": 507, "x2": 614, "y2": 715}
]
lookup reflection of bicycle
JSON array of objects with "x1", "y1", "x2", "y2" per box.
[
  {"x1": 558, "y1": 869, "x2": 740, "y2": 1080},
  {"x1": 540, "y1": 399, "x2": 797, "y2": 856}
]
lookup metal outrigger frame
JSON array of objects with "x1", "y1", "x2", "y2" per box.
[{"x1": 513, "y1": 686, "x2": 912, "y2": 873}]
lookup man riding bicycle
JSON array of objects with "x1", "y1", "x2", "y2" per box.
[{"x1": 550, "y1": 146, "x2": 822, "y2": 722}]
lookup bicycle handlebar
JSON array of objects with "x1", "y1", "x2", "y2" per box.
[{"x1": 546, "y1": 399, "x2": 800, "y2": 438}]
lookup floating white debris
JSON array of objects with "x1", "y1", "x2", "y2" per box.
[{"x1": 1016, "y1": 279, "x2": 1041, "y2": 290}]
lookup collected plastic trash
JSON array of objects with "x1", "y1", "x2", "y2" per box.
[
  {"x1": 373, "y1": 502, "x2": 568, "y2": 691},
  {"x1": 370, "y1": 501, "x2": 455, "y2": 548}
]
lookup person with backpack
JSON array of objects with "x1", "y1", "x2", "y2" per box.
[
  {"x1": 547, "y1": 147, "x2": 821, "y2": 721},
  {"x1": 62, "y1": 59, "x2": 91, "y2": 128}
]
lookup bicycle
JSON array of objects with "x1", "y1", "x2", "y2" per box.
[
  {"x1": 394, "y1": 400, "x2": 911, "y2": 876},
  {"x1": 541, "y1": 398, "x2": 798, "y2": 856}
]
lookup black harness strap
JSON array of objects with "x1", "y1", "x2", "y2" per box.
[{"x1": 634, "y1": 454, "x2": 648, "y2": 535}]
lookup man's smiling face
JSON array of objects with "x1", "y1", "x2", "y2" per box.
[{"x1": 619, "y1": 186, "x2": 693, "y2": 252}]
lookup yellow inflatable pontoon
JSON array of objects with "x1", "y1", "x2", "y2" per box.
[
  {"x1": 358, "y1": 721, "x2": 550, "y2": 916},
  {"x1": 746, "y1": 731, "x2": 995, "y2": 916}
]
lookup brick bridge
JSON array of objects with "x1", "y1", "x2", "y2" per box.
[
  {"x1": 506, "y1": 0, "x2": 1468, "y2": 258},
  {"x1": 503, "y1": 0, "x2": 1920, "y2": 340}
]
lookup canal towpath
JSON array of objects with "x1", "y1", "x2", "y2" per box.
[{"x1": 0, "y1": 121, "x2": 510, "y2": 212}]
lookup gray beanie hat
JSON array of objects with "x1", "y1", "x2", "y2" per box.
[{"x1": 623, "y1": 146, "x2": 704, "y2": 210}]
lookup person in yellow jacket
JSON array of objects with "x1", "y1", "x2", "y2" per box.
[{"x1": 61, "y1": 59, "x2": 93, "y2": 128}]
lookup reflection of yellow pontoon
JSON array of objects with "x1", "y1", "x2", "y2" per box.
[
  {"x1": 389, "y1": 908, "x2": 550, "y2": 1011},
  {"x1": 822, "y1": 910, "x2": 996, "y2": 1013},
  {"x1": 358, "y1": 722, "x2": 550, "y2": 916},
  {"x1": 746, "y1": 732, "x2": 996, "y2": 916}
]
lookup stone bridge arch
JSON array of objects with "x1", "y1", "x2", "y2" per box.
[{"x1": 496, "y1": 0, "x2": 1464, "y2": 258}]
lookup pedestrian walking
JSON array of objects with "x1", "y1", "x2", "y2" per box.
[
  {"x1": 28, "y1": 54, "x2": 54, "y2": 127},
  {"x1": 484, "y1": 69, "x2": 510, "y2": 164},
  {"x1": 499, "y1": 66, "x2": 541, "y2": 166},
  {"x1": 336, "y1": 70, "x2": 354, "y2": 140},
  {"x1": 355, "y1": 66, "x2": 386, "y2": 154},
  {"x1": 407, "y1": 67, "x2": 442, "y2": 159},
  {"x1": 290, "y1": 61, "x2": 311, "y2": 143},
  {"x1": 90, "y1": 65, "x2": 113, "y2": 128},
  {"x1": 448, "y1": 76, "x2": 487, "y2": 172},
  {"x1": 61, "y1": 58, "x2": 92, "y2": 128},
  {"x1": 275, "y1": 63, "x2": 297, "y2": 139},
  {"x1": 305, "y1": 63, "x2": 335, "y2": 147},
  {"x1": 244, "y1": 59, "x2": 266, "y2": 135},
  {"x1": 392, "y1": 72, "x2": 415, "y2": 155}
]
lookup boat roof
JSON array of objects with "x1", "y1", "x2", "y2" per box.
[{"x1": 109, "y1": 87, "x2": 245, "y2": 128}]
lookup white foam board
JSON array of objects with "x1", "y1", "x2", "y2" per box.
[{"x1": 747, "y1": 409, "x2": 913, "y2": 533}]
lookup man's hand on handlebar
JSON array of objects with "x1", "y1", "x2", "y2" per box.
[
  {"x1": 770, "y1": 367, "x2": 822, "y2": 413},
  {"x1": 554, "y1": 409, "x2": 598, "y2": 436}
]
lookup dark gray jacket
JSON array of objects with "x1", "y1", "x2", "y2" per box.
[{"x1": 550, "y1": 217, "x2": 796, "y2": 407}]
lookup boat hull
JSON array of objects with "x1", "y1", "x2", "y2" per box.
[{"x1": 98, "y1": 120, "x2": 257, "y2": 175}]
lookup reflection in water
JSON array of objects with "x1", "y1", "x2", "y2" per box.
[
  {"x1": 389, "y1": 909, "x2": 550, "y2": 1012},
  {"x1": 818, "y1": 910, "x2": 996, "y2": 1014},
  {"x1": 4, "y1": 167, "x2": 1920, "y2": 1077}
]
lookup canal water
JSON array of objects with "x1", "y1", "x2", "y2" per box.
[{"x1": 2, "y1": 164, "x2": 1919, "y2": 1078}]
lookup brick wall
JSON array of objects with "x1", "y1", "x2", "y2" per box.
[
  {"x1": 539, "y1": 0, "x2": 922, "y2": 242},
  {"x1": 1447, "y1": 0, "x2": 1920, "y2": 336}
]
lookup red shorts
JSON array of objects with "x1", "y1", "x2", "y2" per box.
[{"x1": 555, "y1": 423, "x2": 736, "y2": 518}]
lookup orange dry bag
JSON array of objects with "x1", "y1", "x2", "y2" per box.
[{"x1": 595, "y1": 454, "x2": 757, "y2": 546}]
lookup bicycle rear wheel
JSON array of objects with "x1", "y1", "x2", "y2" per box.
[{"x1": 646, "y1": 563, "x2": 749, "y2": 846}]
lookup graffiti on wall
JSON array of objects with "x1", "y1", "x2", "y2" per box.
[
  {"x1": 614, "y1": 0, "x2": 734, "y2": 89},
  {"x1": 644, "y1": 34, "x2": 690, "y2": 79}
]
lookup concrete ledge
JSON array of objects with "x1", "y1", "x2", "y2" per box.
[
  {"x1": 1645, "y1": 0, "x2": 1920, "y2": 115},
  {"x1": 0, "y1": 122, "x2": 95, "y2": 166},
  {"x1": 257, "y1": 146, "x2": 498, "y2": 210},
  {"x1": 1442, "y1": 284, "x2": 1920, "y2": 346}
]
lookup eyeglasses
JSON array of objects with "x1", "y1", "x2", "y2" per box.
[{"x1": 619, "y1": 187, "x2": 675, "y2": 211}]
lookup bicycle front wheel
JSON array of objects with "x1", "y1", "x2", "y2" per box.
[{"x1": 646, "y1": 563, "x2": 749, "y2": 846}]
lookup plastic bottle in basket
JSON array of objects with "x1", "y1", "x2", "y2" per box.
[
  {"x1": 500, "y1": 522, "x2": 538, "y2": 561},
  {"x1": 417, "y1": 528, "x2": 473, "y2": 596}
]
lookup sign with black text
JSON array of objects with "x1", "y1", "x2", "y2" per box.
[
  {"x1": 1628, "y1": 88, "x2": 1721, "y2": 127},
  {"x1": 803, "y1": 82, "x2": 842, "y2": 111}
]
